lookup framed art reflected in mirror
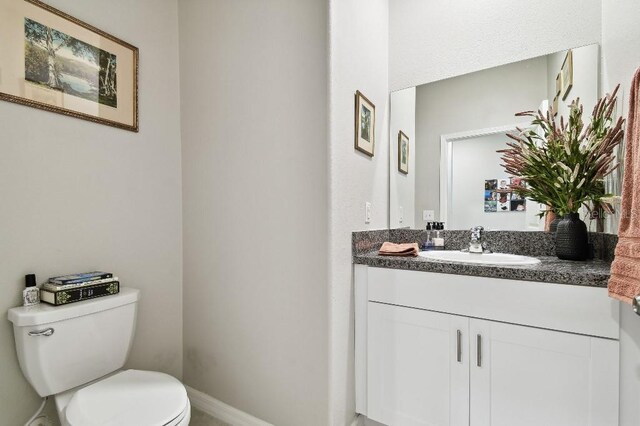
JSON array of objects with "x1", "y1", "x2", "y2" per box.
[{"x1": 398, "y1": 131, "x2": 409, "y2": 174}]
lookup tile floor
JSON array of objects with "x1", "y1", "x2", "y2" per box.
[{"x1": 190, "y1": 408, "x2": 231, "y2": 426}]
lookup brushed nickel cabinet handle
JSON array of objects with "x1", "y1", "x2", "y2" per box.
[
  {"x1": 456, "y1": 330, "x2": 462, "y2": 363},
  {"x1": 477, "y1": 334, "x2": 482, "y2": 367},
  {"x1": 28, "y1": 328, "x2": 54, "y2": 337}
]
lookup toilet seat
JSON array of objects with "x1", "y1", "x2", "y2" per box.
[{"x1": 65, "y1": 369, "x2": 190, "y2": 426}]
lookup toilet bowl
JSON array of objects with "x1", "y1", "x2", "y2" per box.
[
  {"x1": 60, "y1": 370, "x2": 191, "y2": 426},
  {"x1": 8, "y1": 287, "x2": 190, "y2": 425}
]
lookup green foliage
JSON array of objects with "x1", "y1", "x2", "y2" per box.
[
  {"x1": 24, "y1": 18, "x2": 48, "y2": 46},
  {"x1": 499, "y1": 86, "x2": 625, "y2": 216},
  {"x1": 24, "y1": 41, "x2": 48, "y2": 83}
]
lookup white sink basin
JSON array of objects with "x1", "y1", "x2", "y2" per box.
[{"x1": 418, "y1": 250, "x2": 541, "y2": 266}]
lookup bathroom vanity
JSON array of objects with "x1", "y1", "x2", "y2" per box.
[{"x1": 353, "y1": 231, "x2": 620, "y2": 426}]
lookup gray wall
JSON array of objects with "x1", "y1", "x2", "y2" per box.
[
  {"x1": 179, "y1": 1, "x2": 329, "y2": 425},
  {"x1": 0, "y1": 0, "x2": 183, "y2": 424}
]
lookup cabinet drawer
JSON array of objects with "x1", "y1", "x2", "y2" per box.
[{"x1": 367, "y1": 267, "x2": 619, "y2": 339}]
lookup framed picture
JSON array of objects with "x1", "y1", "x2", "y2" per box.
[
  {"x1": 555, "y1": 73, "x2": 562, "y2": 97},
  {"x1": 354, "y1": 90, "x2": 375, "y2": 156},
  {"x1": 561, "y1": 50, "x2": 573, "y2": 101},
  {"x1": 397, "y1": 131, "x2": 409, "y2": 174},
  {"x1": 553, "y1": 95, "x2": 559, "y2": 117},
  {"x1": 0, "y1": 0, "x2": 139, "y2": 131}
]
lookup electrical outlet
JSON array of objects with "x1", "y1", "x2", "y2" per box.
[
  {"x1": 28, "y1": 416, "x2": 51, "y2": 426},
  {"x1": 423, "y1": 210, "x2": 435, "y2": 221},
  {"x1": 399, "y1": 206, "x2": 403, "y2": 223},
  {"x1": 365, "y1": 202, "x2": 371, "y2": 224}
]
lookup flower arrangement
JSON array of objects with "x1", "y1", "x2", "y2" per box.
[{"x1": 499, "y1": 86, "x2": 625, "y2": 217}]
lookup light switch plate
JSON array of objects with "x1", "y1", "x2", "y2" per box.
[
  {"x1": 365, "y1": 202, "x2": 371, "y2": 224},
  {"x1": 423, "y1": 210, "x2": 435, "y2": 221}
]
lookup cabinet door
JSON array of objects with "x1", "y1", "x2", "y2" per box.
[
  {"x1": 368, "y1": 302, "x2": 470, "y2": 426},
  {"x1": 470, "y1": 319, "x2": 619, "y2": 426}
]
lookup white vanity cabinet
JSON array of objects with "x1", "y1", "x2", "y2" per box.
[
  {"x1": 368, "y1": 303, "x2": 469, "y2": 426},
  {"x1": 355, "y1": 266, "x2": 620, "y2": 426}
]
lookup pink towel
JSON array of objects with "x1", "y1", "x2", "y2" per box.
[
  {"x1": 609, "y1": 67, "x2": 640, "y2": 304},
  {"x1": 378, "y1": 242, "x2": 419, "y2": 257}
]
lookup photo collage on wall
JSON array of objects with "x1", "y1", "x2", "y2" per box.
[{"x1": 484, "y1": 178, "x2": 526, "y2": 213}]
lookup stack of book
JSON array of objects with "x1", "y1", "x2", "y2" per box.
[{"x1": 40, "y1": 271, "x2": 120, "y2": 306}]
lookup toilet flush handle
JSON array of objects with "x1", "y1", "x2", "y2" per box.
[{"x1": 28, "y1": 328, "x2": 54, "y2": 337}]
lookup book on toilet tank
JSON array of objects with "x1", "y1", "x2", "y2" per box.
[
  {"x1": 48, "y1": 271, "x2": 113, "y2": 285},
  {"x1": 40, "y1": 281, "x2": 120, "y2": 306},
  {"x1": 42, "y1": 277, "x2": 119, "y2": 292}
]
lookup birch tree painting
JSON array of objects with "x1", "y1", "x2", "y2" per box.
[{"x1": 24, "y1": 18, "x2": 117, "y2": 107}]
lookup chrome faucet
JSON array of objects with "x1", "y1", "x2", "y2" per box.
[{"x1": 469, "y1": 226, "x2": 485, "y2": 253}]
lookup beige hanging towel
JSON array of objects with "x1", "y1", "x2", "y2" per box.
[{"x1": 609, "y1": 67, "x2": 640, "y2": 304}]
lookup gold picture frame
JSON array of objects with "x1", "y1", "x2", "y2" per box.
[
  {"x1": 0, "y1": 0, "x2": 139, "y2": 132},
  {"x1": 354, "y1": 90, "x2": 375, "y2": 156},
  {"x1": 561, "y1": 50, "x2": 573, "y2": 101},
  {"x1": 398, "y1": 131, "x2": 409, "y2": 174}
]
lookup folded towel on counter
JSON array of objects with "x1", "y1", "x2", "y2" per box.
[
  {"x1": 609, "y1": 67, "x2": 640, "y2": 304},
  {"x1": 378, "y1": 242, "x2": 419, "y2": 257}
]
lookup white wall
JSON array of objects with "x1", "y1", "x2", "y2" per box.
[
  {"x1": 179, "y1": 1, "x2": 329, "y2": 425},
  {"x1": 414, "y1": 57, "x2": 548, "y2": 227},
  {"x1": 389, "y1": 88, "x2": 416, "y2": 229},
  {"x1": 389, "y1": 0, "x2": 602, "y2": 91},
  {"x1": 601, "y1": 1, "x2": 640, "y2": 425},
  {"x1": 328, "y1": 0, "x2": 389, "y2": 424},
  {"x1": 0, "y1": 0, "x2": 183, "y2": 424}
]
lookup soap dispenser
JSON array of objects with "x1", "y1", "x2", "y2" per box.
[
  {"x1": 433, "y1": 222, "x2": 445, "y2": 250},
  {"x1": 23, "y1": 274, "x2": 40, "y2": 307},
  {"x1": 422, "y1": 222, "x2": 434, "y2": 251}
]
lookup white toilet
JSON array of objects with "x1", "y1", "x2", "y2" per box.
[{"x1": 8, "y1": 287, "x2": 191, "y2": 425}]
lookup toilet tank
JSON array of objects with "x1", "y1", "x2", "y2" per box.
[{"x1": 7, "y1": 287, "x2": 140, "y2": 396}]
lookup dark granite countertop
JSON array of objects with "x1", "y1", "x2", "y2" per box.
[
  {"x1": 352, "y1": 229, "x2": 616, "y2": 288},
  {"x1": 353, "y1": 250, "x2": 611, "y2": 287}
]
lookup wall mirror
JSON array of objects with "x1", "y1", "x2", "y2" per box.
[{"x1": 388, "y1": 43, "x2": 622, "y2": 232}]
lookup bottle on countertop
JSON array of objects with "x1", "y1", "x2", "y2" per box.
[
  {"x1": 433, "y1": 222, "x2": 445, "y2": 250},
  {"x1": 422, "y1": 222, "x2": 434, "y2": 251},
  {"x1": 23, "y1": 274, "x2": 40, "y2": 307}
]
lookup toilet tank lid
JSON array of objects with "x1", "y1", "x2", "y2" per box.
[{"x1": 7, "y1": 287, "x2": 140, "y2": 327}]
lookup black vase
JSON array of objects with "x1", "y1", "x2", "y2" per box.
[{"x1": 555, "y1": 213, "x2": 589, "y2": 261}]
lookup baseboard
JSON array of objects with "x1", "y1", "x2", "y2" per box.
[{"x1": 185, "y1": 386, "x2": 273, "y2": 426}]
